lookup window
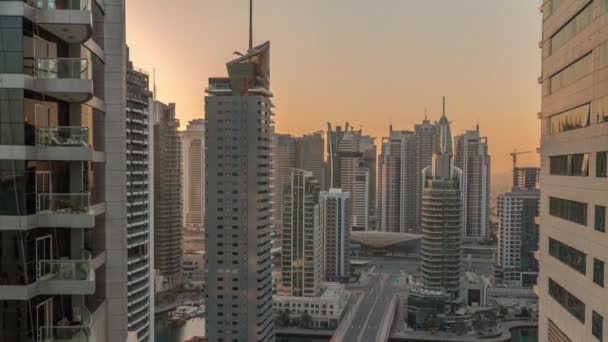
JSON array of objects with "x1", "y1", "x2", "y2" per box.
[
  {"x1": 600, "y1": 41, "x2": 608, "y2": 71},
  {"x1": 0, "y1": 16, "x2": 23, "y2": 74},
  {"x1": 598, "y1": 152, "x2": 608, "y2": 177},
  {"x1": 596, "y1": 206, "x2": 606, "y2": 233},
  {"x1": 551, "y1": 3, "x2": 593, "y2": 53},
  {"x1": 550, "y1": 153, "x2": 589, "y2": 176},
  {"x1": 551, "y1": 53, "x2": 592, "y2": 93},
  {"x1": 548, "y1": 103, "x2": 590, "y2": 135},
  {"x1": 593, "y1": 311, "x2": 604, "y2": 341},
  {"x1": 549, "y1": 238, "x2": 587, "y2": 274},
  {"x1": 549, "y1": 197, "x2": 588, "y2": 226},
  {"x1": 594, "y1": 258, "x2": 604, "y2": 287},
  {"x1": 548, "y1": 278, "x2": 586, "y2": 323}
]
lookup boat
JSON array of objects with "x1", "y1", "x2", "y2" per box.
[{"x1": 169, "y1": 305, "x2": 197, "y2": 325}]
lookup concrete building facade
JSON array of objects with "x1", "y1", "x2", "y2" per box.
[
  {"x1": 281, "y1": 169, "x2": 322, "y2": 297},
  {"x1": 180, "y1": 119, "x2": 205, "y2": 233},
  {"x1": 0, "y1": 0, "x2": 129, "y2": 340},
  {"x1": 126, "y1": 52, "x2": 154, "y2": 341},
  {"x1": 153, "y1": 101, "x2": 182, "y2": 296},
  {"x1": 204, "y1": 40, "x2": 276, "y2": 341},
  {"x1": 538, "y1": 0, "x2": 608, "y2": 341},
  {"x1": 320, "y1": 189, "x2": 351, "y2": 282},
  {"x1": 454, "y1": 128, "x2": 491, "y2": 241},
  {"x1": 497, "y1": 190, "x2": 540, "y2": 288}
]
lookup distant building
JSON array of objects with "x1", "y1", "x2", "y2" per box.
[
  {"x1": 180, "y1": 119, "x2": 205, "y2": 233},
  {"x1": 153, "y1": 101, "x2": 183, "y2": 296},
  {"x1": 538, "y1": 1, "x2": 608, "y2": 341},
  {"x1": 454, "y1": 128, "x2": 491, "y2": 241},
  {"x1": 320, "y1": 189, "x2": 351, "y2": 282},
  {"x1": 126, "y1": 51, "x2": 154, "y2": 340},
  {"x1": 377, "y1": 129, "x2": 416, "y2": 233},
  {"x1": 296, "y1": 131, "x2": 325, "y2": 189},
  {"x1": 273, "y1": 283, "x2": 350, "y2": 329},
  {"x1": 272, "y1": 133, "x2": 297, "y2": 239},
  {"x1": 513, "y1": 167, "x2": 540, "y2": 191},
  {"x1": 421, "y1": 101, "x2": 463, "y2": 299},
  {"x1": 204, "y1": 41, "x2": 276, "y2": 341},
  {"x1": 497, "y1": 189, "x2": 540, "y2": 287},
  {"x1": 281, "y1": 169, "x2": 323, "y2": 297}
]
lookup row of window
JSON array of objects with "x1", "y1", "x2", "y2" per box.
[
  {"x1": 548, "y1": 238, "x2": 587, "y2": 274},
  {"x1": 549, "y1": 153, "x2": 589, "y2": 176},
  {"x1": 549, "y1": 197, "x2": 588, "y2": 226},
  {"x1": 548, "y1": 279, "x2": 604, "y2": 340},
  {"x1": 551, "y1": 2, "x2": 593, "y2": 53}
]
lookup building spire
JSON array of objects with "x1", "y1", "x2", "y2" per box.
[
  {"x1": 442, "y1": 96, "x2": 446, "y2": 117},
  {"x1": 248, "y1": 0, "x2": 253, "y2": 52}
]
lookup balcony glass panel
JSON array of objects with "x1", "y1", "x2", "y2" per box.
[
  {"x1": 37, "y1": 250, "x2": 91, "y2": 281},
  {"x1": 27, "y1": 0, "x2": 89, "y2": 10},
  {"x1": 35, "y1": 58, "x2": 89, "y2": 80},
  {"x1": 38, "y1": 305, "x2": 92, "y2": 342},
  {"x1": 36, "y1": 127, "x2": 89, "y2": 146},
  {"x1": 37, "y1": 193, "x2": 90, "y2": 214}
]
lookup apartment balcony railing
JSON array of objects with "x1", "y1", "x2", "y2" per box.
[
  {"x1": 36, "y1": 250, "x2": 92, "y2": 281},
  {"x1": 37, "y1": 193, "x2": 90, "y2": 214},
  {"x1": 36, "y1": 127, "x2": 89, "y2": 147},
  {"x1": 38, "y1": 305, "x2": 92, "y2": 342},
  {"x1": 35, "y1": 58, "x2": 89, "y2": 80},
  {"x1": 28, "y1": 0, "x2": 89, "y2": 10}
]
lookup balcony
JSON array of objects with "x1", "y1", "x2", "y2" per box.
[
  {"x1": 30, "y1": 58, "x2": 93, "y2": 103},
  {"x1": 27, "y1": 0, "x2": 93, "y2": 44},
  {"x1": 38, "y1": 305, "x2": 93, "y2": 342},
  {"x1": 37, "y1": 127, "x2": 89, "y2": 147},
  {"x1": 38, "y1": 193, "x2": 90, "y2": 214},
  {"x1": 36, "y1": 250, "x2": 95, "y2": 295}
]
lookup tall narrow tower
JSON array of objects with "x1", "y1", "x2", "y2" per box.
[
  {"x1": 420, "y1": 101, "x2": 463, "y2": 299},
  {"x1": 204, "y1": 1, "x2": 276, "y2": 339}
]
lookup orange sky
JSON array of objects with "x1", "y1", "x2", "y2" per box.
[{"x1": 126, "y1": 0, "x2": 541, "y2": 174}]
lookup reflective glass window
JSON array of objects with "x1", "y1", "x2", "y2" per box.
[
  {"x1": 593, "y1": 311, "x2": 604, "y2": 341},
  {"x1": 548, "y1": 103, "x2": 590, "y2": 135},
  {"x1": 549, "y1": 197, "x2": 588, "y2": 226},
  {"x1": 548, "y1": 278, "x2": 586, "y2": 323},
  {"x1": 595, "y1": 96, "x2": 608, "y2": 125},
  {"x1": 597, "y1": 152, "x2": 608, "y2": 178},
  {"x1": 596, "y1": 205, "x2": 606, "y2": 233},
  {"x1": 549, "y1": 238, "x2": 587, "y2": 274},
  {"x1": 551, "y1": 53, "x2": 592, "y2": 93},
  {"x1": 594, "y1": 258, "x2": 605, "y2": 287},
  {"x1": 0, "y1": 16, "x2": 23, "y2": 74},
  {"x1": 551, "y1": 3, "x2": 593, "y2": 53}
]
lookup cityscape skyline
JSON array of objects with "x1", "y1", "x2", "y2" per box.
[{"x1": 125, "y1": 0, "x2": 541, "y2": 174}]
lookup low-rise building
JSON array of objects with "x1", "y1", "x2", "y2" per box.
[{"x1": 273, "y1": 283, "x2": 350, "y2": 329}]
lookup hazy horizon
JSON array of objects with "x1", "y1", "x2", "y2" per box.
[{"x1": 126, "y1": 0, "x2": 542, "y2": 173}]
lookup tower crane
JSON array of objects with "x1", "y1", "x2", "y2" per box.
[{"x1": 510, "y1": 149, "x2": 533, "y2": 170}]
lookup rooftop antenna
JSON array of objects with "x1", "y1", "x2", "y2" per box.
[
  {"x1": 424, "y1": 107, "x2": 428, "y2": 120},
  {"x1": 248, "y1": 0, "x2": 253, "y2": 53},
  {"x1": 442, "y1": 96, "x2": 446, "y2": 117}
]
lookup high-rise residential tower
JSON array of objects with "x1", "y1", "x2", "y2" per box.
[
  {"x1": 454, "y1": 128, "x2": 491, "y2": 240},
  {"x1": 126, "y1": 51, "x2": 154, "y2": 341},
  {"x1": 271, "y1": 134, "x2": 296, "y2": 239},
  {"x1": 204, "y1": 30, "x2": 276, "y2": 341},
  {"x1": 0, "y1": 0, "x2": 128, "y2": 341},
  {"x1": 538, "y1": 0, "x2": 608, "y2": 340},
  {"x1": 497, "y1": 189, "x2": 540, "y2": 288},
  {"x1": 281, "y1": 169, "x2": 322, "y2": 297},
  {"x1": 153, "y1": 101, "x2": 182, "y2": 296},
  {"x1": 180, "y1": 119, "x2": 205, "y2": 233},
  {"x1": 377, "y1": 129, "x2": 415, "y2": 232},
  {"x1": 420, "y1": 108, "x2": 463, "y2": 299},
  {"x1": 320, "y1": 189, "x2": 351, "y2": 282},
  {"x1": 513, "y1": 167, "x2": 540, "y2": 191},
  {"x1": 413, "y1": 116, "x2": 437, "y2": 232},
  {"x1": 296, "y1": 131, "x2": 325, "y2": 189}
]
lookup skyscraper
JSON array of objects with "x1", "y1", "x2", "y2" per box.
[
  {"x1": 327, "y1": 123, "x2": 347, "y2": 189},
  {"x1": 281, "y1": 169, "x2": 322, "y2": 297},
  {"x1": 421, "y1": 109, "x2": 463, "y2": 299},
  {"x1": 454, "y1": 128, "x2": 491, "y2": 240},
  {"x1": 377, "y1": 129, "x2": 416, "y2": 232},
  {"x1": 153, "y1": 101, "x2": 182, "y2": 296},
  {"x1": 180, "y1": 119, "x2": 205, "y2": 233},
  {"x1": 296, "y1": 131, "x2": 325, "y2": 190},
  {"x1": 126, "y1": 51, "x2": 154, "y2": 341},
  {"x1": 497, "y1": 189, "x2": 540, "y2": 288},
  {"x1": 204, "y1": 13, "x2": 275, "y2": 339},
  {"x1": 413, "y1": 116, "x2": 437, "y2": 232},
  {"x1": 0, "y1": 0, "x2": 128, "y2": 340},
  {"x1": 538, "y1": 1, "x2": 608, "y2": 340},
  {"x1": 272, "y1": 134, "x2": 296, "y2": 240},
  {"x1": 320, "y1": 189, "x2": 351, "y2": 282}
]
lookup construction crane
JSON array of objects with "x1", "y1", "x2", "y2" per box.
[{"x1": 510, "y1": 149, "x2": 533, "y2": 170}]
